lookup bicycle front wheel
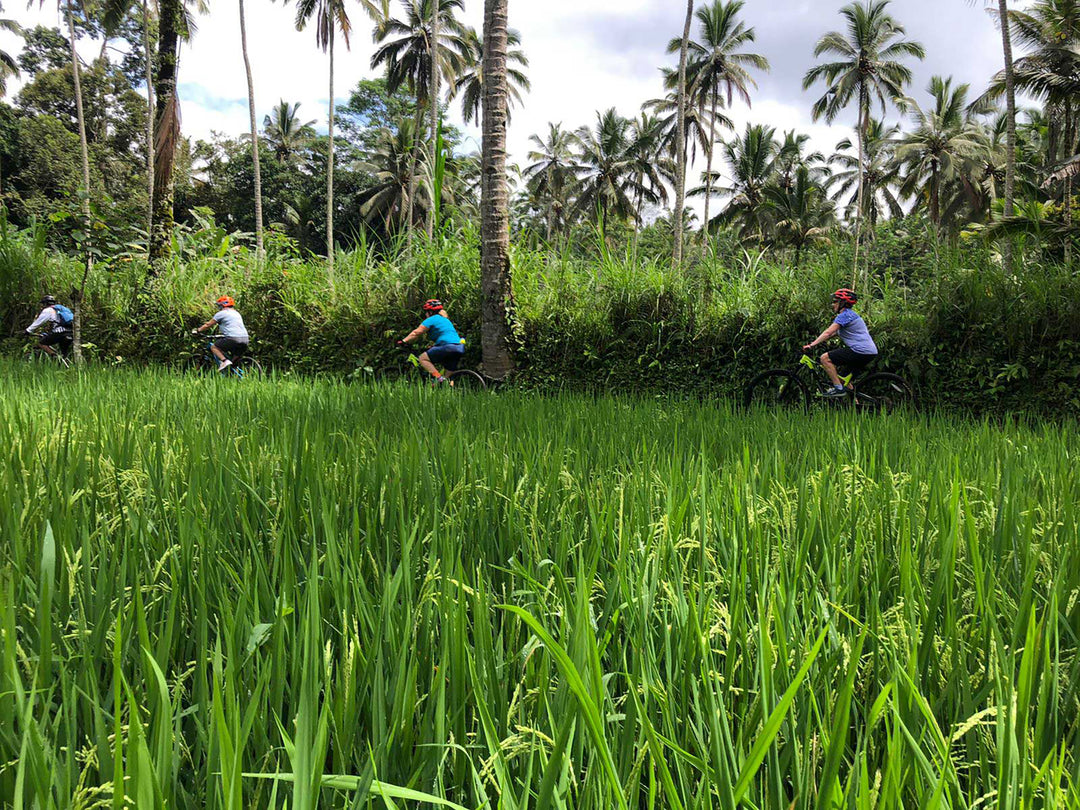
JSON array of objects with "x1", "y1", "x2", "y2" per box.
[
  {"x1": 744, "y1": 370, "x2": 809, "y2": 410},
  {"x1": 853, "y1": 373, "x2": 915, "y2": 412},
  {"x1": 447, "y1": 369, "x2": 487, "y2": 391},
  {"x1": 232, "y1": 356, "x2": 264, "y2": 379}
]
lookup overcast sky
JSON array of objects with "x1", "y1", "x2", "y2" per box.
[{"x1": 0, "y1": 0, "x2": 1021, "y2": 205}]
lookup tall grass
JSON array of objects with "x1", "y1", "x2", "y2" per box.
[{"x1": 2, "y1": 362, "x2": 1078, "y2": 807}]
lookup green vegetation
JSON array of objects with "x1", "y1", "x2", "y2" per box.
[{"x1": 2, "y1": 363, "x2": 1078, "y2": 806}]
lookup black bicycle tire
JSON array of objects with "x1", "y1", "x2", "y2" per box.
[
  {"x1": 446, "y1": 369, "x2": 488, "y2": 391},
  {"x1": 853, "y1": 372, "x2": 915, "y2": 412},
  {"x1": 743, "y1": 369, "x2": 810, "y2": 410}
]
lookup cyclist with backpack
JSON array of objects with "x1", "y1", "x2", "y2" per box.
[
  {"x1": 396, "y1": 299, "x2": 464, "y2": 385},
  {"x1": 191, "y1": 296, "x2": 249, "y2": 372},
  {"x1": 803, "y1": 288, "x2": 879, "y2": 398},
  {"x1": 25, "y1": 294, "x2": 74, "y2": 358}
]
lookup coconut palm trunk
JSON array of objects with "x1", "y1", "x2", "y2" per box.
[
  {"x1": 427, "y1": 0, "x2": 438, "y2": 238},
  {"x1": 150, "y1": 0, "x2": 181, "y2": 266},
  {"x1": 239, "y1": 0, "x2": 264, "y2": 260},
  {"x1": 142, "y1": 0, "x2": 154, "y2": 251},
  {"x1": 326, "y1": 25, "x2": 335, "y2": 271},
  {"x1": 66, "y1": 0, "x2": 93, "y2": 364},
  {"x1": 405, "y1": 100, "x2": 423, "y2": 233},
  {"x1": 672, "y1": 0, "x2": 693, "y2": 267},
  {"x1": 851, "y1": 89, "x2": 867, "y2": 289},
  {"x1": 702, "y1": 85, "x2": 718, "y2": 258},
  {"x1": 479, "y1": 0, "x2": 513, "y2": 378},
  {"x1": 997, "y1": 0, "x2": 1016, "y2": 274}
]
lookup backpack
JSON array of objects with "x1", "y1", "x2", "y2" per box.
[{"x1": 52, "y1": 304, "x2": 74, "y2": 326}]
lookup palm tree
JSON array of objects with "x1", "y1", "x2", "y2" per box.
[
  {"x1": 672, "y1": 0, "x2": 694, "y2": 267},
  {"x1": 296, "y1": 0, "x2": 386, "y2": 270},
  {"x1": 895, "y1": 77, "x2": 986, "y2": 232},
  {"x1": 355, "y1": 119, "x2": 425, "y2": 232},
  {"x1": 765, "y1": 166, "x2": 837, "y2": 266},
  {"x1": 709, "y1": 123, "x2": 778, "y2": 240},
  {"x1": 572, "y1": 109, "x2": 650, "y2": 230},
  {"x1": 263, "y1": 101, "x2": 317, "y2": 162},
  {"x1": 0, "y1": 10, "x2": 22, "y2": 200},
  {"x1": 803, "y1": 0, "x2": 924, "y2": 282},
  {"x1": 372, "y1": 0, "x2": 469, "y2": 239},
  {"x1": 774, "y1": 130, "x2": 828, "y2": 190},
  {"x1": 480, "y1": 0, "x2": 514, "y2": 378},
  {"x1": 524, "y1": 122, "x2": 578, "y2": 242},
  {"x1": 669, "y1": 0, "x2": 769, "y2": 254},
  {"x1": 626, "y1": 112, "x2": 674, "y2": 231},
  {"x1": 238, "y1": 0, "x2": 262, "y2": 258},
  {"x1": 449, "y1": 26, "x2": 530, "y2": 125},
  {"x1": 645, "y1": 82, "x2": 728, "y2": 174},
  {"x1": 827, "y1": 119, "x2": 904, "y2": 225},
  {"x1": 978, "y1": 0, "x2": 1080, "y2": 262}
]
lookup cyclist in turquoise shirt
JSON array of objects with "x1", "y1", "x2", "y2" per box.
[{"x1": 397, "y1": 299, "x2": 464, "y2": 384}]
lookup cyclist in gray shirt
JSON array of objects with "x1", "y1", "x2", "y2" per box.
[{"x1": 192, "y1": 295, "x2": 249, "y2": 372}]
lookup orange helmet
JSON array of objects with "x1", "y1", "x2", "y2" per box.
[
  {"x1": 422, "y1": 299, "x2": 444, "y2": 313},
  {"x1": 216, "y1": 296, "x2": 235, "y2": 308}
]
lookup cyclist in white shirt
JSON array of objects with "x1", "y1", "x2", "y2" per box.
[
  {"x1": 26, "y1": 294, "x2": 73, "y2": 358},
  {"x1": 192, "y1": 296, "x2": 249, "y2": 372}
]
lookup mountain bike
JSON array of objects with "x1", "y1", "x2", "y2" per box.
[
  {"x1": 744, "y1": 352, "x2": 915, "y2": 412},
  {"x1": 399, "y1": 344, "x2": 487, "y2": 391},
  {"x1": 194, "y1": 337, "x2": 263, "y2": 379},
  {"x1": 23, "y1": 339, "x2": 71, "y2": 368}
]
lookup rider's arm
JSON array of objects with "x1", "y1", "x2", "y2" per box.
[
  {"x1": 26, "y1": 308, "x2": 51, "y2": 334},
  {"x1": 401, "y1": 324, "x2": 429, "y2": 344},
  {"x1": 804, "y1": 322, "x2": 840, "y2": 350},
  {"x1": 193, "y1": 319, "x2": 218, "y2": 334}
]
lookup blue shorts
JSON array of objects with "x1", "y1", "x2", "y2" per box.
[{"x1": 426, "y1": 342, "x2": 465, "y2": 371}]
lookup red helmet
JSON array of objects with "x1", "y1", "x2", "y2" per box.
[
  {"x1": 422, "y1": 299, "x2": 444, "y2": 313},
  {"x1": 831, "y1": 288, "x2": 858, "y2": 307},
  {"x1": 216, "y1": 296, "x2": 235, "y2": 308}
]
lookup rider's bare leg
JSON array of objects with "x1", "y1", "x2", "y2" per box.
[
  {"x1": 38, "y1": 343, "x2": 58, "y2": 358},
  {"x1": 210, "y1": 345, "x2": 227, "y2": 362},
  {"x1": 418, "y1": 352, "x2": 442, "y2": 379},
  {"x1": 820, "y1": 352, "x2": 845, "y2": 388}
]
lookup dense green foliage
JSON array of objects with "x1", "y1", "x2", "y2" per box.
[
  {"x1": 4, "y1": 216, "x2": 1080, "y2": 413},
  {"x1": 2, "y1": 364, "x2": 1078, "y2": 807}
]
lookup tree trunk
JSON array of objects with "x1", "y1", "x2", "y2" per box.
[
  {"x1": 326, "y1": 26, "x2": 335, "y2": 272},
  {"x1": 239, "y1": 0, "x2": 264, "y2": 260},
  {"x1": 479, "y1": 0, "x2": 514, "y2": 379},
  {"x1": 997, "y1": 0, "x2": 1017, "y2": 275},
  {"x1": 427, "y1": 0, "x2": 439, "y2": 238},
  {"x1": 851, "y1": 89, "x2": 867, "y2": 290},
  {"x1": 672, "y1": 0, "x2": 693, "y2": 268},
  {"x1": 67, "y1": 0, "x2": 93, "y2": 364},
  {"x1": 142, "y1": 0, "x2": 154, "y2": 253},
  {"x1": 150, "y1": 0, "x2": 181, "y2": 267},
  {"x1": 702, "y1": 85, "x2": 717, "y2": 259},
  {"x1": 930, "y1": 163, "x2": 940, "y2": 233},
  {"x1": 405, "y1": 97, "x2": 423, "y2": 234}
]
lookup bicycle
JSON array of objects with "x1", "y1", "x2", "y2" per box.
[
  {"x1": 194, "y1": 337, "x2": 263, "y2": 379},
  {"x1": 23, "y1": 339, "x2": 72, "y2": 368},
  {"x1": 399, "y1": 344, "x2": 487, "y2": 391},
  {"x1": 744, "y1": 351, "x2": 915, "y2": 412}
]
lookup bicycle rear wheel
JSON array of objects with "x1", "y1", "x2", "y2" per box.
[
  {"x1": 853, "y1": 373, "x2": 915, "y2": 412},
  {"x1": 744, "y1": 370, "x2": 810, "y2": 410},
  {"x1": 447, "y1": 369, "x2": 487, "y2": 391}
]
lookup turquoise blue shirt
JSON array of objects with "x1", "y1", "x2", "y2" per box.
[
  {"x1": 834, "y1": 308, "x2": 878, "y2": 355},
  {"x1": 422, "y1": 314, "x2": 461, "y2": 346}
]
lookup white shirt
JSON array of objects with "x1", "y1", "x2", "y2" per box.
[
  {"x1": 213, "y1": 307, "x2": 249, "y2": 340},
  {"x1": 27, "y1": 306, "x2": 63, "y2": 334}
]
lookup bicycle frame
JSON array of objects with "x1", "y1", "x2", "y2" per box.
[{"x1": 799, "y1": 353, "x2": 854, "y2": 392}]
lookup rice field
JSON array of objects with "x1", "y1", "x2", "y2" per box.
[{"x1": 2, "y1": 361, "x2": 1079, "y2": 809}]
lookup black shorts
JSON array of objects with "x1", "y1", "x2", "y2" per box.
[
  {"x1": 214, "y1": 337, "x2": 249, "y2": 358},
  {"x1": 40, "y1": 331, "x2": 73, "y2": 355},
  {"x1": 826, "y1": 347, "x2": 876, "y2": 374},
  {"x1": 425, "y1": 343, "x2": 465, "y2": 371}
]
